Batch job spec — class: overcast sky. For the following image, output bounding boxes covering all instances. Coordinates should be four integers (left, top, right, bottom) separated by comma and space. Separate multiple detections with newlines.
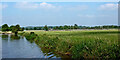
0, 2, 118, 26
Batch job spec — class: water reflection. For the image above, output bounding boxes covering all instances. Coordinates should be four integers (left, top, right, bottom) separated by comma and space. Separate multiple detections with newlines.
23, 35, 71, 59
2, 34, 71, 59
2, 34, 58, 58
10, 35, 20, 40
2, 34, 8, 40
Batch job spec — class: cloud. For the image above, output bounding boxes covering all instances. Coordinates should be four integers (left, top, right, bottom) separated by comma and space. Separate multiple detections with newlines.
98, 3, 118, 11
78, 14, 95, 18
0, 4, 8, 10
39, 2, 56, 9
77, 14, 111, 18
15, 2, 39, 9
15, 2, 57, 9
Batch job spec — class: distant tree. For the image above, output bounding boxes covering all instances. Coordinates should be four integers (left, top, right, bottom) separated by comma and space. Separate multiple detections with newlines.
56, 26, 59, 30
9, 25, 14, 31
68, 26, 71, 29
11, 26, 18, 35
64, 25, 68, 30
44, 25, 48, 31
16, 24, 20, 29
34, 27, 37, 30
39, 27, 42, 30
26, 28, 28, 30
2, 24, 9, 32
71, 25, 74, 29
74, 24, 79, 29
21, 27, 24, 31
53, 27, 56, 30
59, 26, 63, 30
11, 24, 22, 35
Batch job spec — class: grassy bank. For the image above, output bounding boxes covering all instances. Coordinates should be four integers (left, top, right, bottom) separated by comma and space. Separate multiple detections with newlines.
21, 29, 120, 58
0, 31, 2, 34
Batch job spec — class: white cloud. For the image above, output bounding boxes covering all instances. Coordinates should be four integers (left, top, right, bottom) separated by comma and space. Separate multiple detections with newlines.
78, 14, 95, 18
0, 4, 8, 10
15, 2, 39, 9
77, 14, 110, 18
39, 2, 56, 9
15, 2, 57, 9
98, 3, 118, 11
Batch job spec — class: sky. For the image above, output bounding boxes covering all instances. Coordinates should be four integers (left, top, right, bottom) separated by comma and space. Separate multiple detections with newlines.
1, 0, 119, 2
0, 2, 118, 26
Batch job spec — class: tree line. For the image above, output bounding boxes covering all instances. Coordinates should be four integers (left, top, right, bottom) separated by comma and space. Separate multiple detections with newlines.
24, 24, 119, 31
1, 24, 24, 35
1, 24, 119, 32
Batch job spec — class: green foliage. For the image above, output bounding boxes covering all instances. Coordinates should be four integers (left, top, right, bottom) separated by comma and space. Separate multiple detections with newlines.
23, 32, 38, 42
2, 24, 9, 31
21, 30, 119, 58
24, 24, 119, 30
11, 26, 18, 33
10, 35, 20, 40
64, 25, 69, 30
34, 27, 37, 30
74, 24, 79, 29
21, 27, 24, 31
44, 25, 49, 31
16, 24, 21, 31
2, 24, 24, 35
2, 24, 24, 32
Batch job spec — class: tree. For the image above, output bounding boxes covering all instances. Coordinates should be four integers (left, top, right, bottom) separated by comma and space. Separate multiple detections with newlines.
34, 27, 37, 30
11, 26, 18, 36
44, 25, 48, 31
71, 25, 74, 29
59, 26, 63, 30
64, 25, 68, 30
68, 26, 71, 29
55, 26, 59, 30
16, 24, 21, 31
2, 24, 9, 32
11, 25, 22, 35
26, 28, 28, 30
21, 27, 24, 31
9, 25, 14, 31
53, 27, 57, 30
74, 24, 79, 29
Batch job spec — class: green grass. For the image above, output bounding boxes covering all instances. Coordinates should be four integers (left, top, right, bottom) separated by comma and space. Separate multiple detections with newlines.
21, 29, 120, 58
0, 31, 1, 34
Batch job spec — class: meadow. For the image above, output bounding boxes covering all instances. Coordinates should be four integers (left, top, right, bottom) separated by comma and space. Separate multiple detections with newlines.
20, 29, 119, 58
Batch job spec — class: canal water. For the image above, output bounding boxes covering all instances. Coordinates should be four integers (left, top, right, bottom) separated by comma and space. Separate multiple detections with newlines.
1, 34, 61, 59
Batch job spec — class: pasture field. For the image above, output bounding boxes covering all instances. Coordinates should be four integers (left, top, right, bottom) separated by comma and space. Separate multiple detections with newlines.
20, 29, 119, 58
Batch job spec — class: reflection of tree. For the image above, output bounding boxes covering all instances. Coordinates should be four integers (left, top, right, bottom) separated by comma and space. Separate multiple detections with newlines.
2, 35, 8, 38
10, 35, 20, 40
2, 35, 8, 40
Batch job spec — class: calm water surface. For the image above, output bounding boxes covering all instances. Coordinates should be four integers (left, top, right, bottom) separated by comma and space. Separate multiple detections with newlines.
2, 34, 60, 59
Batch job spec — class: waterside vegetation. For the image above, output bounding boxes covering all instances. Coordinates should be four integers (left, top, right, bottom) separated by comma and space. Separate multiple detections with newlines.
20, 29, 120, 58
1, 24, 120, 58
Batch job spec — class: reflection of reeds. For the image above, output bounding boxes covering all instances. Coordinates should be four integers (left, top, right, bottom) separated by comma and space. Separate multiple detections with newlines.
10, 35, 20, 40
21, 30, 119, 58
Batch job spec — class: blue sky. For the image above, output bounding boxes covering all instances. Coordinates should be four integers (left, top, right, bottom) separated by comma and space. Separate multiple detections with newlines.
1, 0, 119, 2
1, 2, 118, 26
